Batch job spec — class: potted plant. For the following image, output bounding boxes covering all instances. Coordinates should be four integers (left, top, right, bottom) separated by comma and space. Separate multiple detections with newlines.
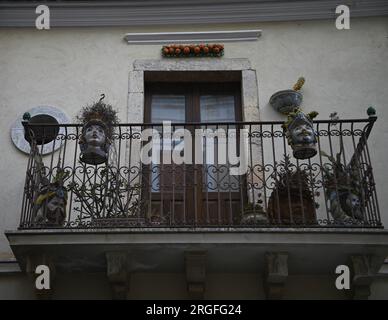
282, 108, 319, 159
77, 94, 119, 165
269, 77, 305, 114
33, 166, 69, 227
268, 155, 317, 225
240, 196, 269, 225
321, 151, 365, 224
68, 169, 146, 227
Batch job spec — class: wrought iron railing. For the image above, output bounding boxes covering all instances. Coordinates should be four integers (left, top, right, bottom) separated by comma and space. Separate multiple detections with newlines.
19, 114, 381, 229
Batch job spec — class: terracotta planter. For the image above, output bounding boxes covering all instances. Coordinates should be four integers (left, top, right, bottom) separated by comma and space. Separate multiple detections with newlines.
268, 189, 316, 225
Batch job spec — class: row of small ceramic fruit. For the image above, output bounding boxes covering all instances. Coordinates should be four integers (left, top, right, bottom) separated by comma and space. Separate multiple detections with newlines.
162, 44, 224, 56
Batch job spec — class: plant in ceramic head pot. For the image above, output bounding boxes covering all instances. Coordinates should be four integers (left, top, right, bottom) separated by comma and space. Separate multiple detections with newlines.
240, 197, 269, 225
283, 108, 319, 160
33, 168, 69, 227
321, 150, 365, 224
77, 95, 119, 165
270, 77, 305, 114
268, 154, 317, 225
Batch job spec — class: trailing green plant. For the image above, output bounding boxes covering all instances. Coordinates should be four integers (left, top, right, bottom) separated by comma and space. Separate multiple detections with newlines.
320, 148, 367, 223
274, 154, 312, 194
67, 166, 142, 222
321, 150, 361, 195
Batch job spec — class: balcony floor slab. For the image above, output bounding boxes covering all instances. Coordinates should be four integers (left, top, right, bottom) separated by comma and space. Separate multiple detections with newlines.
5, 228, 388, 275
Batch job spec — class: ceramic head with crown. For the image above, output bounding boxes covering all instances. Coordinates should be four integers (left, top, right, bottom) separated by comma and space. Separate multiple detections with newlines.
78, 94, 119, 165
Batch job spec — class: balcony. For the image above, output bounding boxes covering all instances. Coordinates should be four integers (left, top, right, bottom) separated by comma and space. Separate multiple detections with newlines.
6, 111, 388, 299
16, 114, 381, 229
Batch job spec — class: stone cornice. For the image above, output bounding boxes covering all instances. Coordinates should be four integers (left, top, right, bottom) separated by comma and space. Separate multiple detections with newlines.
0, 0, 387, 27
124, 30, 261, 44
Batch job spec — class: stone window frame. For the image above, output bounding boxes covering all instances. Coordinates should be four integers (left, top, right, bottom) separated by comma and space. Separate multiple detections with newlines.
126, 58, 260, 204
127, 58, 259, 123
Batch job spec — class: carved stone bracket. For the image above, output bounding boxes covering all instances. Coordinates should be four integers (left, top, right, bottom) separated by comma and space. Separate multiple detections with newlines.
264, 252, 288, 300
26, 254, 56, 300
350, 254, 382, 300
185, 251, 207, 299
106, 252, 130, 300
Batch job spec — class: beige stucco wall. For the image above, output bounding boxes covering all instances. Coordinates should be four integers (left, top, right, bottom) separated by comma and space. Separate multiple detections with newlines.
0, 16, 387, 298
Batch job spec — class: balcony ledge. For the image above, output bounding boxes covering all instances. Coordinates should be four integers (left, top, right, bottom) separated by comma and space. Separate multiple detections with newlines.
6, 228, 388, 275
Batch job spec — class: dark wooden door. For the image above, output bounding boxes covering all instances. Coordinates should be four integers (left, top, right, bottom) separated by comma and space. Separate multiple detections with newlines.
144, 82, 244, 226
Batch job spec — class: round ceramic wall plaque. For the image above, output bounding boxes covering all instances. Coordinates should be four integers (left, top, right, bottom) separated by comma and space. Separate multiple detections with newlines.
10, 106, 71, 155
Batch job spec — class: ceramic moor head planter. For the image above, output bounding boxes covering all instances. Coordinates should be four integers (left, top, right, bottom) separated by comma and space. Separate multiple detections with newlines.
321, 151, 365, 224
283, 108, 318, 160
80, 119, 110, 165
33, 169, 69, 226
78, 95, 118, 165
